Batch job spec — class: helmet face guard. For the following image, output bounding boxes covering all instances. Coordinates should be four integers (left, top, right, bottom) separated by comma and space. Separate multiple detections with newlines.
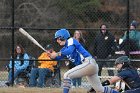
55, 29, 70, 40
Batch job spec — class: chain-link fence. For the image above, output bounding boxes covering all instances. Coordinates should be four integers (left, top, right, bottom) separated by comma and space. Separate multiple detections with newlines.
0, 0, 140, 89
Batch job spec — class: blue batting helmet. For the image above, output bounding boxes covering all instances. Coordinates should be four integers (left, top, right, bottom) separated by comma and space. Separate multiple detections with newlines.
55, 29, 70, 40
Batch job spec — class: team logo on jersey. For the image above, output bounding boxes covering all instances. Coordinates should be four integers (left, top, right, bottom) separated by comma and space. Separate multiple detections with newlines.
105, 36, 108, 40
66, 55, 75, 62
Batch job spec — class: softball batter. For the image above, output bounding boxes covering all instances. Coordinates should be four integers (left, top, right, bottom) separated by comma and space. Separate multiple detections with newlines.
49, 29, 119, 93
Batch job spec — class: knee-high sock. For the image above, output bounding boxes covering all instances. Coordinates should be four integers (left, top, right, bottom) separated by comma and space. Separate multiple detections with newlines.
63, 79, 72, 93
104, 86, 120, 93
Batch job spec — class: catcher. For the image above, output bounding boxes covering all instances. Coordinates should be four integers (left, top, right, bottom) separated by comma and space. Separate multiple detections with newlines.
88, 56, 140, 93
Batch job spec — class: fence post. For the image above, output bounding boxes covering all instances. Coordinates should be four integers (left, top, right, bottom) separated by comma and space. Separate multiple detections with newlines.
126, 0, 130, 57
11, 0, 15, 86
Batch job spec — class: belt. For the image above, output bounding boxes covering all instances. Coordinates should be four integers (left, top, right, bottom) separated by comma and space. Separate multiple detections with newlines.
82, 56, 94, 62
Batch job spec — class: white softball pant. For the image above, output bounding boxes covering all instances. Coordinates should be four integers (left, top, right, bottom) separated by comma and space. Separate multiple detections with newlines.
63, 56, 104, 93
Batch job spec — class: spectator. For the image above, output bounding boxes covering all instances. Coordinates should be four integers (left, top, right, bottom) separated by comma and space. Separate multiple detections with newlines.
88, 56, 140, 93
73, 30, 86, 47
120, 20, 140, 50
29, 44, 57, 88
5, 44, 30, 86
93, 24, 117, 76
119, 39, 139, 52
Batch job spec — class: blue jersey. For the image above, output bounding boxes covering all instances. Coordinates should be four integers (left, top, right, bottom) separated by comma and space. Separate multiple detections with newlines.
56, 38, 92, 65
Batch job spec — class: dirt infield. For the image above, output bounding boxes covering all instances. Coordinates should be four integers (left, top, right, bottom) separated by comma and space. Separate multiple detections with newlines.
0, 87, 87, 93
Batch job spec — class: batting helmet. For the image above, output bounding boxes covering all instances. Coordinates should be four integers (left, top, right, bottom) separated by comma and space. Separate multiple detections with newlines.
55, 29, 70, 40
115, 56, 130, 65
